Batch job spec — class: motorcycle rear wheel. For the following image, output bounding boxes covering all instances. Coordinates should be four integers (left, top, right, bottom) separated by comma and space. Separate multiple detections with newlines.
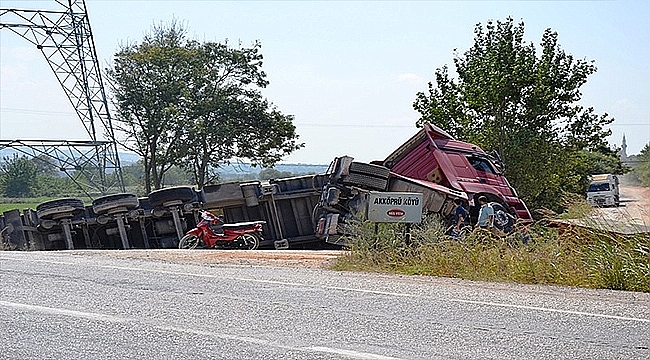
179, 234, 200, 250
238, 234, 259, 250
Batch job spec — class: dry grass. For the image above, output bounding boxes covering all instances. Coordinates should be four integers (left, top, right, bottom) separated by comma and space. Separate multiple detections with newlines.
333, 214, 650, 293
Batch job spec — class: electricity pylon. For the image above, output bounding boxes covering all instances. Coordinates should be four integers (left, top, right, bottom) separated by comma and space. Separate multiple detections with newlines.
0, 0, 124, 196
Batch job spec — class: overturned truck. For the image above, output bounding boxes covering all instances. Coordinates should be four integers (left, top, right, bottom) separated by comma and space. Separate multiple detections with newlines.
309, 123, 532, 245
2, 123, 532, 251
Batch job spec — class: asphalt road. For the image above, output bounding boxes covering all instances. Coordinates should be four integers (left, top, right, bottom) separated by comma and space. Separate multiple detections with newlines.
1, 251, 648, 359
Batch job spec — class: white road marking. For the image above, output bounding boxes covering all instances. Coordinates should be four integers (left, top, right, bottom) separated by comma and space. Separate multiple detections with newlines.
0, 300, 404, 360
447, 298, 650, 323
308, 346, 404, 360
3, 256, 649, 324
0, 300, 127, 323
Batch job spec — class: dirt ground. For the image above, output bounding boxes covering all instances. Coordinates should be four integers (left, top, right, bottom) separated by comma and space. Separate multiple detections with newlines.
559, 185, 650, 234
72, 249, 346, 269
593, 185, 650, 227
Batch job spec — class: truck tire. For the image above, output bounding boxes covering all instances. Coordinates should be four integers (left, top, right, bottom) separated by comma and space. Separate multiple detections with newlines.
148, 187, 198, 207
341, 173, 388, 191
349, 162, 390, 179
92, 193, 139, 215
36, 198, 85, 220
490, 202, 514, 233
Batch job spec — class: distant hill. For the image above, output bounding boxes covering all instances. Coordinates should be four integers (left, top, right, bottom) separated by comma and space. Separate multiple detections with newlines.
216, 162, 328, 178
119, 152, 140, 164
118, 155, 328, 175
0, 149, 328, 180
119, 155, 329, 180
0, 149, 142, 165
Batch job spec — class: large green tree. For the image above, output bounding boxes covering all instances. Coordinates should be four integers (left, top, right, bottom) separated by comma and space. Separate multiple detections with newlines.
108, 22, 301, 192
414, 17, 621, 212
179, 41, 301, 187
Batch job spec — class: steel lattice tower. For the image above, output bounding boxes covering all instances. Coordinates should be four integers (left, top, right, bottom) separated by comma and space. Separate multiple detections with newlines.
0, 0, 124, 196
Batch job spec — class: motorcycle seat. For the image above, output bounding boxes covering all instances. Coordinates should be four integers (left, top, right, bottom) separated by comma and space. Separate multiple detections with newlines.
222, 221, 266, 229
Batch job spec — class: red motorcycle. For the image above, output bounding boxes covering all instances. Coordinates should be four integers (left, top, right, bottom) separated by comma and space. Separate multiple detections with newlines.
178, 211, 265, 250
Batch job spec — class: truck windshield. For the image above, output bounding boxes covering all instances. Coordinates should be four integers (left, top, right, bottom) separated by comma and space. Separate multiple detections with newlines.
468, 157, 496, 174
588, 183, 610, 192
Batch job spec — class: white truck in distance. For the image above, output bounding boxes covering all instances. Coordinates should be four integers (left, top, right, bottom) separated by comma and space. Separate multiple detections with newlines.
586, 174, 620, 207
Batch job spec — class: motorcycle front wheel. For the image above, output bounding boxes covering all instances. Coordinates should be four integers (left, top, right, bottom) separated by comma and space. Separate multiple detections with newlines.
179, 234, 200, 250
238, 234, 259, 250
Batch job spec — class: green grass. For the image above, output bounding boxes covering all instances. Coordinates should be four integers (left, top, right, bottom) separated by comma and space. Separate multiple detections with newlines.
557, 193, 594, 219
333, 215, 650, 293
0, 196, 93, 213
0, 197, 51, 213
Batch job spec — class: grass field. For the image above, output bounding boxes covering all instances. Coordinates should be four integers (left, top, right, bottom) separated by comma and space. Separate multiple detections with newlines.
0, 197, 93, 213
0, 198, 50, 213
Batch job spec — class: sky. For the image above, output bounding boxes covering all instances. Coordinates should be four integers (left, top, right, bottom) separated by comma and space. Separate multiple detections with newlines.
1, 0, 649, 165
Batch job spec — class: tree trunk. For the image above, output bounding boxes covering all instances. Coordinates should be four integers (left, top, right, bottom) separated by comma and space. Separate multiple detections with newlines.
143, 156, 152, 194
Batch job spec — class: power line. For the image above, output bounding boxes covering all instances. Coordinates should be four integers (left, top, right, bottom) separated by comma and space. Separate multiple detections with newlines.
295, 123, 415, 128
0, 106, 647, 129
0, 107, 75, 116
609, 124, 650, 127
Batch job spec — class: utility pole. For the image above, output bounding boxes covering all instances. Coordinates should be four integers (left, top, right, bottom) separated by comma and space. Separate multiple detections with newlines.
0, 0, 124, 197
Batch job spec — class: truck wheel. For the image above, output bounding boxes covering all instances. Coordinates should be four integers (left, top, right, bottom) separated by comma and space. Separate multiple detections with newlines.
148, 187, 198, 207
341, 173, 388, 191
36, 198, 85, 220
349, 162, 390, 179
92, 193, 139, 215
490, 202, 514, 233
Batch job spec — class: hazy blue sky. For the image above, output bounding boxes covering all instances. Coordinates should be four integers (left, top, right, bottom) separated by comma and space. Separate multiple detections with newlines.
1, 0, 648, 164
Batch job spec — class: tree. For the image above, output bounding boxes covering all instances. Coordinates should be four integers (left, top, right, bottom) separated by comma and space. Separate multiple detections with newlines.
175, 38, 301, 187
30, 154, 59, 176
413, 17, 620, 212
108, 21, 301, 192
258, 168, 292, 180
634, 143, 650, 187
107, 22, 193, 193
0, 154, 39, 197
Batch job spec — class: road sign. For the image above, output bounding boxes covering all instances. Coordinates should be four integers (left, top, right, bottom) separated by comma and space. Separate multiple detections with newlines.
367, 192, 423, 223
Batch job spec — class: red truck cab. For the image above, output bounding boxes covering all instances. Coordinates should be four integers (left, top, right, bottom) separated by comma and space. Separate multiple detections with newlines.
382, 123, 532, 223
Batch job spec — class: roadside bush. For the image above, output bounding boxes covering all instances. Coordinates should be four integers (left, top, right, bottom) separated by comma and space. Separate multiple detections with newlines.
334, 215, 650, 293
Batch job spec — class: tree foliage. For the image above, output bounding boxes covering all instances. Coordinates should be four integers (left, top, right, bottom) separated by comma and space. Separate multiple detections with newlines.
633, 143, 650, 187
31, 154, 59, 176
108, 22, 301, 192
258, 168, 293, 180
0, 155, 39, 197
413, 17, 621, 212
0, 155, 104, 198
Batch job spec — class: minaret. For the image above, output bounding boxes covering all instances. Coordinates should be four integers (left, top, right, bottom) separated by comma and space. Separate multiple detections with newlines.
619, 134, 628, 160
